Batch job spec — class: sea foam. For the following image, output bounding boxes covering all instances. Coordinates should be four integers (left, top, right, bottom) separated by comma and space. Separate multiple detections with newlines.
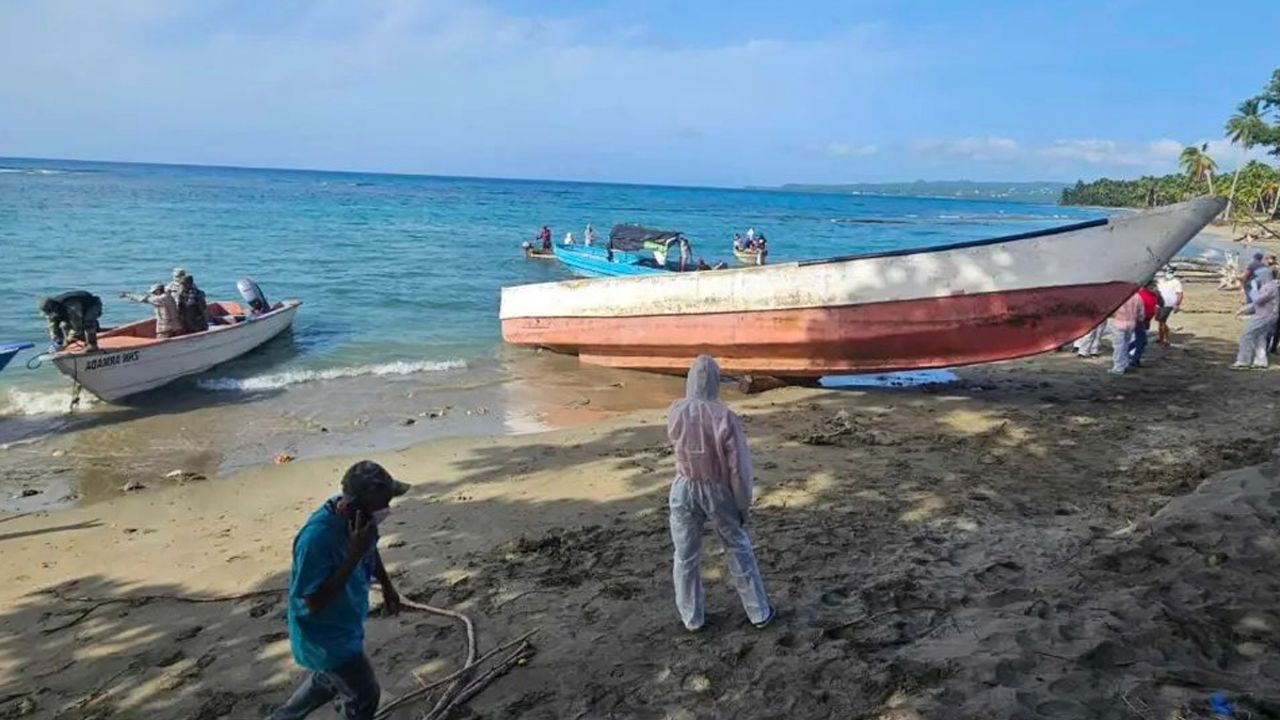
197, 359, 467, 392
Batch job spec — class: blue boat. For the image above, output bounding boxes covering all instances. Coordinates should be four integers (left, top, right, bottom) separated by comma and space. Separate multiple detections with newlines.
0, 342, 34, 372
552, 224, 699, 278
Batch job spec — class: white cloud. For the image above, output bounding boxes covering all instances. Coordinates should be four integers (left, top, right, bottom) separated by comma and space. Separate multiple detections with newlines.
911, 136, 1019, 161
1201, 138, 1270, 170
1039, 138, 1183, 169
824, 142, 879, 158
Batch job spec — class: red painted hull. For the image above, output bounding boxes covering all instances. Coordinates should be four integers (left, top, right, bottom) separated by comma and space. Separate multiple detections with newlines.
501, 281, 1135, 375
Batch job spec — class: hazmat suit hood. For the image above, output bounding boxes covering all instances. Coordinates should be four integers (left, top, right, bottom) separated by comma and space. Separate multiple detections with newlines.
684, 355, 721, 402
668, 355, 754, 512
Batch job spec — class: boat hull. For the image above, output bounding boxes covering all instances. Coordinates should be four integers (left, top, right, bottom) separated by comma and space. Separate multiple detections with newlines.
552, 244, 669, 278
505, 281, 1132, 374
52, 301, 300, 402
0, 342, 33, 372
733, 249, 765, 265
501, 198, 1225, 376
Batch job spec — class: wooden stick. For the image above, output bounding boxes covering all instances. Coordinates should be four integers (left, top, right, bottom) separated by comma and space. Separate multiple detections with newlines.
450, 643, 535, 706
372, 629, 538, 720
399, 599, 478, 720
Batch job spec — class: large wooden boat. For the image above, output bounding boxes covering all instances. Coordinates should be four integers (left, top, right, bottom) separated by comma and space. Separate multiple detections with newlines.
500, 198, 1225, 376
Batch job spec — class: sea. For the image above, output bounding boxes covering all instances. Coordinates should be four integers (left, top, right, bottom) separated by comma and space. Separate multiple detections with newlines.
0, 157, 1115, 509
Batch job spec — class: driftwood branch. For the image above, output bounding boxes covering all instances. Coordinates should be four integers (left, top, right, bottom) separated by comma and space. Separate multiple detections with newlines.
373, 629, 538, 719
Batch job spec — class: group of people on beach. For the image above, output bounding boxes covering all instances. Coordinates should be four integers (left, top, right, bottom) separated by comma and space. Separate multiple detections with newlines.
269, 355, 767, 719
1074, 269, 1184, 374
1074, 255, 1280, 373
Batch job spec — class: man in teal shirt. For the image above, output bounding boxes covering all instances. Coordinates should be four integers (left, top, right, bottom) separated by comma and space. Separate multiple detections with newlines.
268, 461, 408, 720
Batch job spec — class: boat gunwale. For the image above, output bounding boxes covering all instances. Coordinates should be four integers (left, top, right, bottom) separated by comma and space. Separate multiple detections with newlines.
795, 217, 1110, 268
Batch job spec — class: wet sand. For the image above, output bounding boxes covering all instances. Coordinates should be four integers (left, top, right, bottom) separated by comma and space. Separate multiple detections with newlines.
3, 278, 1280, 719
0, 351, 687, 512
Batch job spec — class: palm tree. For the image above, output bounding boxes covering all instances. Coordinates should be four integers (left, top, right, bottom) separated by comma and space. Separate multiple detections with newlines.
1224, 98, 1268, 217
1179, 143, 1217, 195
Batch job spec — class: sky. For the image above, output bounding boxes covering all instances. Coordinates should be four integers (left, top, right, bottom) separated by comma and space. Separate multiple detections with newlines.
1, 0, 1278, 187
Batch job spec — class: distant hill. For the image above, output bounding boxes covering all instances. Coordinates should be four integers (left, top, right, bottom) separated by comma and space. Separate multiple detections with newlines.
761, 180, 1069, 203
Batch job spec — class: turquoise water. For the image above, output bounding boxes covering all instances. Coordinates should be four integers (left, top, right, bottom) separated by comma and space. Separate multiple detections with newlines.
0, 156, 1105, 406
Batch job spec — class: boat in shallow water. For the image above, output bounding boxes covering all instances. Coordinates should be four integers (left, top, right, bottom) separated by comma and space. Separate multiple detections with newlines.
500, 198, 1225, 377
51, 300, 300, 402
0, 342, 33, 372
554, 224, 700, 278
732, 247, 766, 265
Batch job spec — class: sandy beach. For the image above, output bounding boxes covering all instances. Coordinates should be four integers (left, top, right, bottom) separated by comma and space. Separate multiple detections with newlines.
3, 276, 1280, 719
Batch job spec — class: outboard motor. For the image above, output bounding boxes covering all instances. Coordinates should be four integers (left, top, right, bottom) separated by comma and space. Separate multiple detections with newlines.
237, 278, 271, 315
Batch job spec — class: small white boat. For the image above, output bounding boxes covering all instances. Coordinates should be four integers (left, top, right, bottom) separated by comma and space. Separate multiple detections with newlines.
52, 300, 301, 402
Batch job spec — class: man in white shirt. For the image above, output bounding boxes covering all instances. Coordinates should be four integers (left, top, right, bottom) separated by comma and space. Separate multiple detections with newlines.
1156, 268, 1184, 346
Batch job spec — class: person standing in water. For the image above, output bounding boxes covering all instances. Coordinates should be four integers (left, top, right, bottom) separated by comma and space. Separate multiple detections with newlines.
584, 224, 596, 246
667, 355, 774, 632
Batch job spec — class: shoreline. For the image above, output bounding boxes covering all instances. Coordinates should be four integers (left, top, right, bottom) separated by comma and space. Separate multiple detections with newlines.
4, 278, 1280, 717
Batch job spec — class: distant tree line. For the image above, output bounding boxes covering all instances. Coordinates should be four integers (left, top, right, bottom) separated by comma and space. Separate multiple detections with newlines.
1061, 68, 1280, 219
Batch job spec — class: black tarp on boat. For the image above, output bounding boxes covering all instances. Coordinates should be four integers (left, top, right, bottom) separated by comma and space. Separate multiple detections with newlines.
608, 224, 684, 252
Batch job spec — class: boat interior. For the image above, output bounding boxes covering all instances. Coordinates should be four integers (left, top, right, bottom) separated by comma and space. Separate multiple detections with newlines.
65, 301, 276, 352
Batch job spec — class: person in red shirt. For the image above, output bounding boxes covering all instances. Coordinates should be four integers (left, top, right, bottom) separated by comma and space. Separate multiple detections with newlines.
1130, 279, 1164, 368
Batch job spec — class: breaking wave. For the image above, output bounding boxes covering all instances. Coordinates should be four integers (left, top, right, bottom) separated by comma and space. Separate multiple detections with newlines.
1, 388, 93, 416
197, 359, 467, 392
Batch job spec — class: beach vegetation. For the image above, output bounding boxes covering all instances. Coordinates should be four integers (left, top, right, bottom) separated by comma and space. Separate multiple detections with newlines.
1062, 67, 1280, 217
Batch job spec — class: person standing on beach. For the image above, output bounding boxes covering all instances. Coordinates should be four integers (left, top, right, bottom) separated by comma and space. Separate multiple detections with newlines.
268, 461, 408, 720
1240, 252, 1266, 302
1073, 323, 1106, 358
1232, 267, 1278, 370
1108, 292, 1144, 375
1129, 280, 1163, 368
1156, 269, 1184, 346
667, 355, 774, 632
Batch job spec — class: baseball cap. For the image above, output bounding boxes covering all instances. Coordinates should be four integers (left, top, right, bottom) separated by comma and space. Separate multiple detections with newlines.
342, 460, 410, 498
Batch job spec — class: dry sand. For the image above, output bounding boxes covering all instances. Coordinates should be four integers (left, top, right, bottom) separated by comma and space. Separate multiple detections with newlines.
2, 278, 1280, 720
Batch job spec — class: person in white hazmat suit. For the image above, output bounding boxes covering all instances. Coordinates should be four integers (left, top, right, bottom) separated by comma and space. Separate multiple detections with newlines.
1072, 323, 1106, 357
1232, 266, 1278, 369
666, 355, 774, 632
